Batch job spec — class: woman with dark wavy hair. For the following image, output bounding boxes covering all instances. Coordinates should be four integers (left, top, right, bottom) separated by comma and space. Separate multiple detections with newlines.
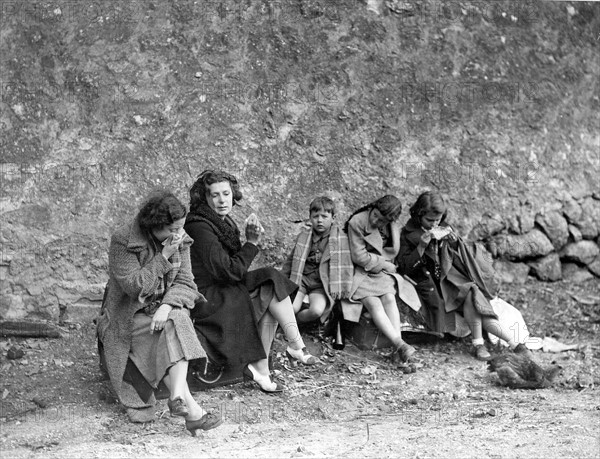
185, 170, 317, 393
97, 190, 222, 433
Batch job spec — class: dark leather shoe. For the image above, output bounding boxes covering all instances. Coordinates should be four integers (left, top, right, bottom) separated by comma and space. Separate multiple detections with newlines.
167, 397, 189, 417
185, 412, 223, 436
473, 344, 491, 361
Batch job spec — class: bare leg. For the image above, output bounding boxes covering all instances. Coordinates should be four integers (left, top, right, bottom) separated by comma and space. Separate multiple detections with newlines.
297, 292, 327, 323
251, 310, 277, 377
362, 296, 403, 345
292, 291, 307, 314
381, 293, 401, 336
163, 360, 205, 419
463, 301, 483, 341
268, 296, 305, 351
482, 317, 517, 347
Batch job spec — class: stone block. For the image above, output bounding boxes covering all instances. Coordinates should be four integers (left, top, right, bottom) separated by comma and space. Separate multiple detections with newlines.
518, 212, 535, 234
468, 213, 505, 240
535, 210, 569, 250
562, 198, 582, 223
561, 263, 594, 283
568, 224, 582, 242
560, 241, 600, 265
587, 254, 600, 277
528, 253, 562, 282
574, 197, 600, 239
488, 229, 554, 261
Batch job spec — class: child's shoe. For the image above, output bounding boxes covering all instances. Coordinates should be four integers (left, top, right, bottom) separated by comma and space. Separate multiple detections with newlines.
390, 341, 416, 363
473, 344, 491, 361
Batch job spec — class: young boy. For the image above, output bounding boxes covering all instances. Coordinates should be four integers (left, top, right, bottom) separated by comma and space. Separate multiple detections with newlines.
282, 197, 354, 324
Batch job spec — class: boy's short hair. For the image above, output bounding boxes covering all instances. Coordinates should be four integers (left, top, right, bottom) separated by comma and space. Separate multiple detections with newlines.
309, 196, 336, 216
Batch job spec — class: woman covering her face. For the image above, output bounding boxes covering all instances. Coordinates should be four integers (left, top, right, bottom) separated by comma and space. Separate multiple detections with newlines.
97, 190, 221, 434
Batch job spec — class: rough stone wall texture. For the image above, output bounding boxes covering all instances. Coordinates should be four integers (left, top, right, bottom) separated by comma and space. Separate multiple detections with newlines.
1, 1, 599, 321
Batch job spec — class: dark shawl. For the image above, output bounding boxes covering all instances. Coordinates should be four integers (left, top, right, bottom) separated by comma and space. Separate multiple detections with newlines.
397, 218, 498, 334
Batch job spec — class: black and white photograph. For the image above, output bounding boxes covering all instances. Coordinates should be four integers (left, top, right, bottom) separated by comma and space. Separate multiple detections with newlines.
1, 1, 599, 457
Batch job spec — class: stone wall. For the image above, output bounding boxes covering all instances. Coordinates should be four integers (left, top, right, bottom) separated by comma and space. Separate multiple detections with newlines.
1, 1, 598, 322
478, 193, 600, 284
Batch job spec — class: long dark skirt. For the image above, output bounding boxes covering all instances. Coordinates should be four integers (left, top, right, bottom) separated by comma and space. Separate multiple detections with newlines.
192, 267, 298, 368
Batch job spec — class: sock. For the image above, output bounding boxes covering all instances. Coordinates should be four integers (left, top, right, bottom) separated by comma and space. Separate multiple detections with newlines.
472, 338, 484, 346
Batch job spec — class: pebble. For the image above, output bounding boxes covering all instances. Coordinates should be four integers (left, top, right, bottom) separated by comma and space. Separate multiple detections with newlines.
32, 396, 48, 408
7, 346, 25, 360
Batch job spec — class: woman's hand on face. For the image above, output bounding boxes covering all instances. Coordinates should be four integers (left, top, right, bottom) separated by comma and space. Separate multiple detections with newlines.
150, 304, 172, 333
161, 235, 181, 260
245, 213, 263, 245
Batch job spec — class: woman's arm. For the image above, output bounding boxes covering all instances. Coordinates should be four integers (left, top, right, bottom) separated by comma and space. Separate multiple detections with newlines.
108, 233, 172, 299
161, 244, 201, 309
186, 221, 259, 283
347, 218, 390, 273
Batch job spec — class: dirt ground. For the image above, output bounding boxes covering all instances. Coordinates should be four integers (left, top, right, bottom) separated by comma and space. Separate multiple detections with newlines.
1, 277, 599, 458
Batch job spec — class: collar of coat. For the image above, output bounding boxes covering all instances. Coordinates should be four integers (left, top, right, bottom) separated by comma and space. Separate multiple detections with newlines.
404, 217, 426, 247
351, 209, 401, 257
123, 217, 194, 253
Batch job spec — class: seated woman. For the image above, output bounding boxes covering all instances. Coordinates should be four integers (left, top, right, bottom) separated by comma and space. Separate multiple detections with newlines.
344, 195, 416, 362
396, 191, 532, 360
185, 170, 317, 394
97, 191, 222, 434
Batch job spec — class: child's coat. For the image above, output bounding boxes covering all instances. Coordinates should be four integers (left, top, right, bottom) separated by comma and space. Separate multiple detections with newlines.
344, 210, 422, 320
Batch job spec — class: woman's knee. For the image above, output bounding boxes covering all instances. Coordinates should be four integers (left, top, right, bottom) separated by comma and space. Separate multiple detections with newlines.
381, 293, 397, 307
362, 297, 384, 312
311, 303, 326, 317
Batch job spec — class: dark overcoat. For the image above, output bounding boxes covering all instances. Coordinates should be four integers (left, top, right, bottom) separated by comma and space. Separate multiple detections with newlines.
397, 218, 498, 335
185, 217, 297, 368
